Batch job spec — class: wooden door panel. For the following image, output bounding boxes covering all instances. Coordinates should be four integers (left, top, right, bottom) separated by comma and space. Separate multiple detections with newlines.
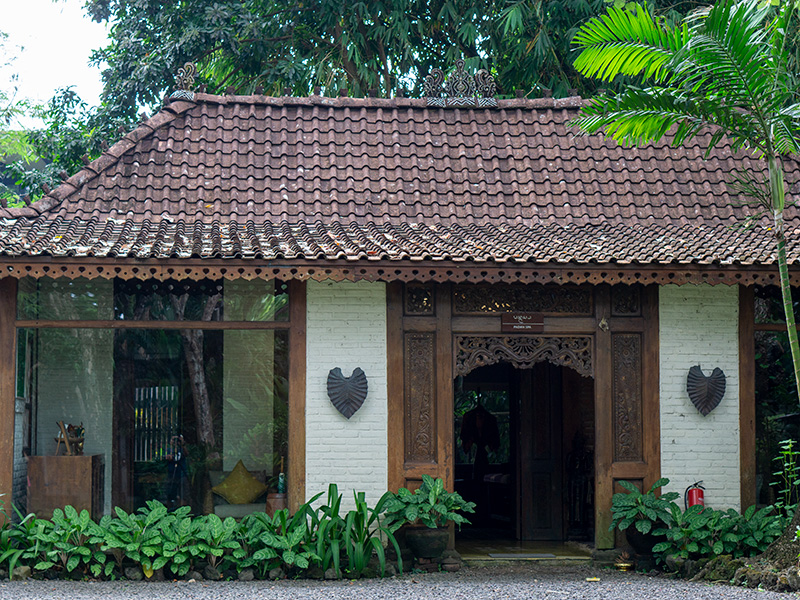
520, 363, 563, 540
388, 283, 453, 492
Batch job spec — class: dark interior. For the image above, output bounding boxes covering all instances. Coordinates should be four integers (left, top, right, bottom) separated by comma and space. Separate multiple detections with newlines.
454, 361, 595, 541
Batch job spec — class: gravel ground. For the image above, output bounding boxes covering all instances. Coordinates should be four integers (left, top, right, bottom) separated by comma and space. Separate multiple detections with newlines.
0, 564, 795, 600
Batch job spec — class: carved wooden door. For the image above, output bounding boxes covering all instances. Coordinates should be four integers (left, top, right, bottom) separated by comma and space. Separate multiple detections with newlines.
517, 363, 563, 540
387, 283, 454, 492
594, 285, 661, 548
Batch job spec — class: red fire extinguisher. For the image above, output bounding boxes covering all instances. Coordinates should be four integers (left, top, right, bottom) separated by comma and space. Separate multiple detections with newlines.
685, 481, 705, 509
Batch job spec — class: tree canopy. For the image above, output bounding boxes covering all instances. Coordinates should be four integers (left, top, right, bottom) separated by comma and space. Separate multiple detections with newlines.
2, 0, 712, 200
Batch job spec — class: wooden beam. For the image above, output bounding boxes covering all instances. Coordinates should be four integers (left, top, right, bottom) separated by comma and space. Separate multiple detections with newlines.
435, 284, 453, 491
642, 285, 661, 492
0, 278, 16, 523
15, 320, 291, 330
386, 282, 404, 492
288, 280, 306, 512
593, 285, 614, 549
739, 286, 756, 511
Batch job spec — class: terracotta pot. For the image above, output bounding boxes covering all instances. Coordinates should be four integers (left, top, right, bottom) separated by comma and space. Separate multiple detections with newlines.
405, 526, 449, 559
625, 527, 666, 556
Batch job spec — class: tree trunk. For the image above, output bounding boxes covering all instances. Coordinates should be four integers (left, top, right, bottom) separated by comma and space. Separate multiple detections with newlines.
179, 328, 216, 449
769, 155, 800, 399
760, 157, 800, 568
170, 293, 222, 451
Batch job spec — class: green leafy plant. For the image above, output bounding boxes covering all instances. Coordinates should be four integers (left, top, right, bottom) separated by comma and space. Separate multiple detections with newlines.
101, 501, 171, 578
610, 478, 679, 534
653, 504, 784, 564
157, 506, 202, 578
194, 513, 241, 572
258, 507, 319, 574
0, 497, 36, 575
383, 474, 476, 530
771, 438, 800, 520
342, 491, 403, 578
308, 484, 345, 577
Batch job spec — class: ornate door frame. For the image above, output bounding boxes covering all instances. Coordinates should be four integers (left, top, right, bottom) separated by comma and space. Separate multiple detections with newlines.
387, 282, 661, 549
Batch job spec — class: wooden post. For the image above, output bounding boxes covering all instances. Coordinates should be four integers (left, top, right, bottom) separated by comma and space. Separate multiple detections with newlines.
288, 279, 306, 512
593, 285, 614, 549
0, 277, 17, 524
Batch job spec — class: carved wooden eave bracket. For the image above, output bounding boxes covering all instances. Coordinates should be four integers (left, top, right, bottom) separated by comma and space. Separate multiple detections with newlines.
454, 335, 593, 378
423, 59, 497, 107
0, 258, 793, 287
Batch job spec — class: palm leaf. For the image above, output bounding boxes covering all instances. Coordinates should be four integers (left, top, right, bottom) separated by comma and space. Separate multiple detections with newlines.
572, 3, 689, 82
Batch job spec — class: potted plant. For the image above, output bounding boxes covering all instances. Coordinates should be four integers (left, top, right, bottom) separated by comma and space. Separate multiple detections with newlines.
610, 478, 679, 555
383, 474, 476, 559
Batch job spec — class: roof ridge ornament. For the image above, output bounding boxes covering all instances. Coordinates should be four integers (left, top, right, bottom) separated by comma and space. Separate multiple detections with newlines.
170, 62, 197, 101
423, 59, 497, 108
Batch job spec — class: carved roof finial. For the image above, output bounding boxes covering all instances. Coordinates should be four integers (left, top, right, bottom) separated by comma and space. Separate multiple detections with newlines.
170, 62, 197, 101
423, 59, 497, 108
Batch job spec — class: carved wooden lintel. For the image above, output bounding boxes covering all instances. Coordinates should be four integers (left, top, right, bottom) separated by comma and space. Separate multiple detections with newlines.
454, 335, 593, 378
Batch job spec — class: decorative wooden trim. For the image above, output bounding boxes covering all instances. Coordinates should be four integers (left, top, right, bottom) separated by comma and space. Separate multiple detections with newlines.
403, 333, 437, 463
612, 334, 643, 462
452, 284, 593, 315
15, 320, 291, 330
0, 258, 796, 287
0, 278, 16, 523
611, 284, 642, 317
288, 280, 306, 512
739, 285, 756, 511
454, 335, 593, 378
386, 283, 405, 492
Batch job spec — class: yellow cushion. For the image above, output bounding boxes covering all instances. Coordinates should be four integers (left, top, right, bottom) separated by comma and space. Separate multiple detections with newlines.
211, 460, 268, 505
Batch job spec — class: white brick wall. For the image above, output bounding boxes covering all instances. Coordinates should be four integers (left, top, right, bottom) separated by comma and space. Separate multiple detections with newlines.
659, 284, 740, 510
305, 280, 388, 507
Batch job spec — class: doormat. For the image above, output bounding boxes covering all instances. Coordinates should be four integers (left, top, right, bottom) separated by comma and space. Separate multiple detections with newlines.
488, 553, 557, 559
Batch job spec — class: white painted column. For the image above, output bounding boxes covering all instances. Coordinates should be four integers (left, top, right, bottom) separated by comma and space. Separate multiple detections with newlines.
305, 280, 388, 507
659, 284, 740, 510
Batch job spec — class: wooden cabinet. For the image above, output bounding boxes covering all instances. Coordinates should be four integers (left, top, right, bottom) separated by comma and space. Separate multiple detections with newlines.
27, 455, 104, 519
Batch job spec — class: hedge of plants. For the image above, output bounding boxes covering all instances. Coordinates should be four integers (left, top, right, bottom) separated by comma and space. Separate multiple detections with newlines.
0, 483, 403, 581
611, 478, 786, 568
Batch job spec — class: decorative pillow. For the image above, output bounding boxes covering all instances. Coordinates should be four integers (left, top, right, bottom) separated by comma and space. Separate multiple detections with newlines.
211, 460, 268, 505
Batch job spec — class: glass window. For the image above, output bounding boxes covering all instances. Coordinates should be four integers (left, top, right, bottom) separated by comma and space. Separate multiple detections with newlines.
755, 331, 800, 507
18, 277, 290, 322
17, 277, 113, 320
754, 285, 800, 324
15, 305, 291, 514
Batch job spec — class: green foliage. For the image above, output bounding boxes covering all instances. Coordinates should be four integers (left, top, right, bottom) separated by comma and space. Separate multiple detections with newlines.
100, 501, 172, 577
0, 487, 405, 581
771, 438, 800, 519
609, 478, 680, 534
652, 504, 785, 564
0, 496, 36, 575
383, 474, 476, 530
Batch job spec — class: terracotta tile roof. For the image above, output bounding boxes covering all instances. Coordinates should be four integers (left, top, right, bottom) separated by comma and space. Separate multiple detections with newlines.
1, 93, 797, 266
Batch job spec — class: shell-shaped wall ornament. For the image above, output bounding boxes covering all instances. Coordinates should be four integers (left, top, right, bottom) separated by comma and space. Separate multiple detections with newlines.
327, 367, 368, 419
686, 365, 726, 416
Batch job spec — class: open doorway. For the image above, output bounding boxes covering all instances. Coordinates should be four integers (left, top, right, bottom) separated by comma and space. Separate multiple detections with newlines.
454, 360, 595, 542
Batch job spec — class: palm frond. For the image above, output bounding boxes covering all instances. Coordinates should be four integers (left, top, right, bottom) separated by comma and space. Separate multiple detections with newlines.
572, 3, 689, 83
573, 87, 762, 151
